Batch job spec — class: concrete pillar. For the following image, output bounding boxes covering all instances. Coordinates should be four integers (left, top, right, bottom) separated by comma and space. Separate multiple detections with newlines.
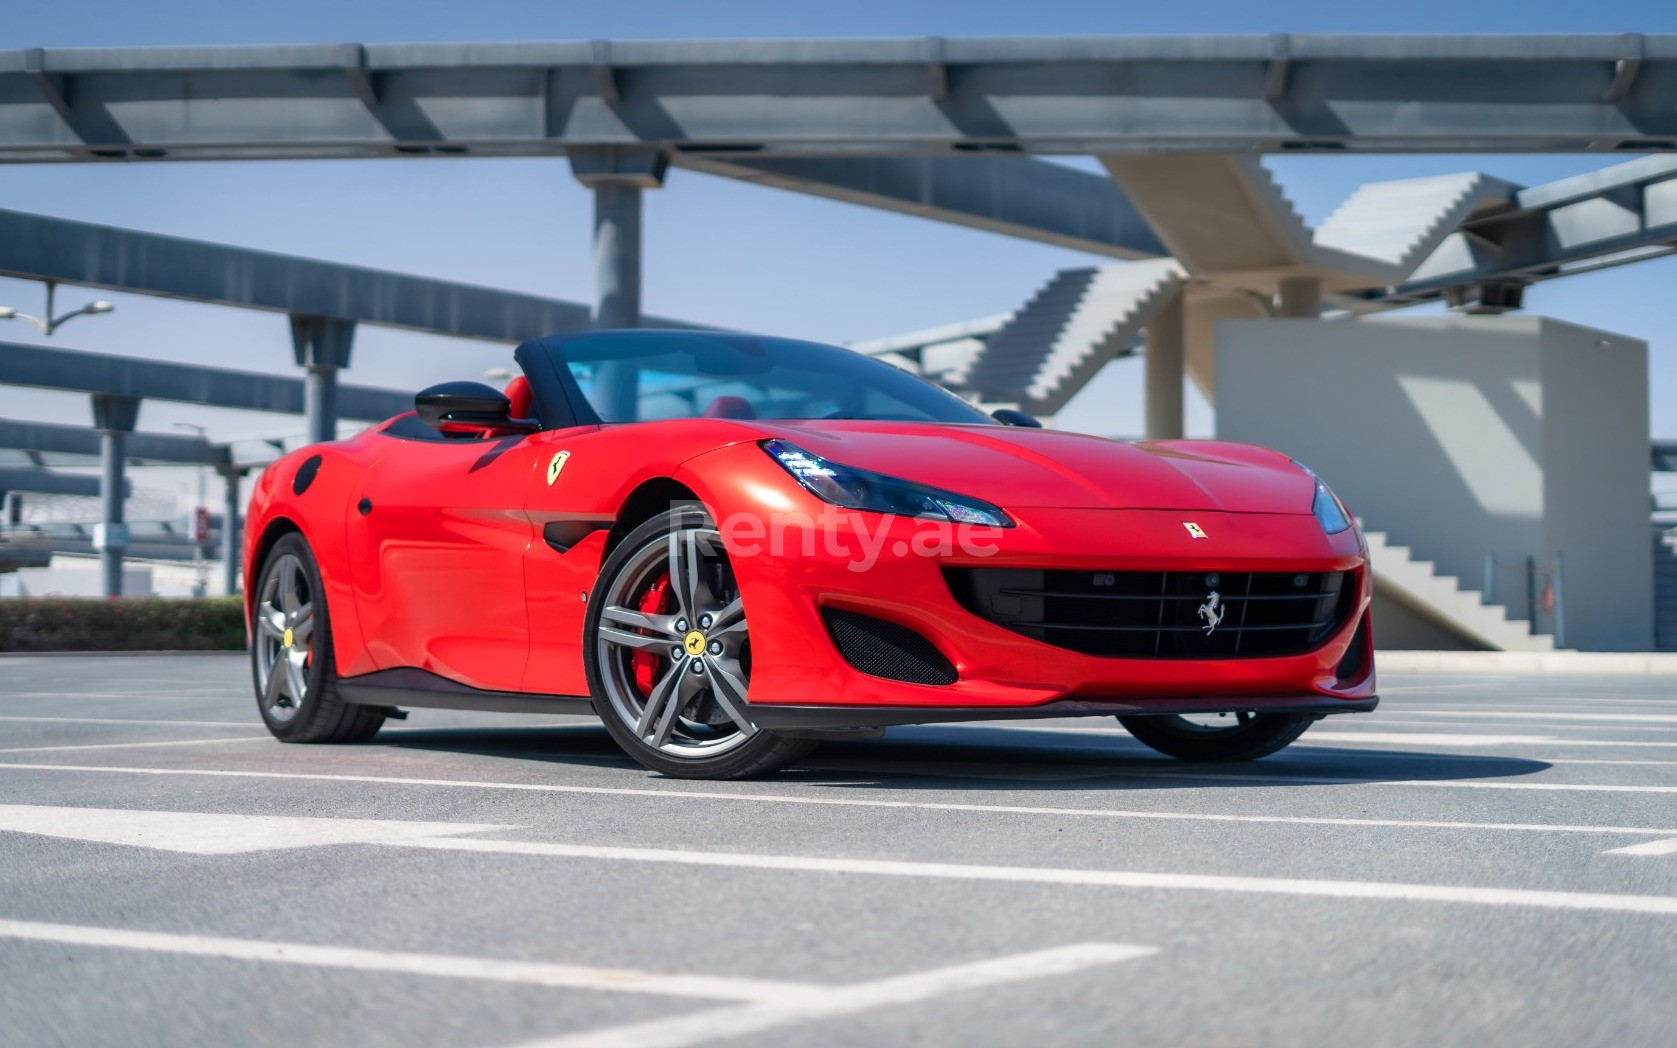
592, 183, 643, 329
1144, 293, 1186, 440
217, 466, 246, 597
569, 147, 668, 330
91, 393, 140, 598
289, 316, 356, 445
1276, 276, 1322, 318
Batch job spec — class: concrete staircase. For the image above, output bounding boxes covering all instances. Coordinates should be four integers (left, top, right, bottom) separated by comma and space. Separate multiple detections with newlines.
1314, 172, 1517, 275
962, 258, 1185, 414
1655, 526, 1677, 652
1363, 529, 1556, 652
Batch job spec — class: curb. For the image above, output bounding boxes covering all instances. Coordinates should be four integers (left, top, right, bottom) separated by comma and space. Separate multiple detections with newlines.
1377, 650, 1677, 677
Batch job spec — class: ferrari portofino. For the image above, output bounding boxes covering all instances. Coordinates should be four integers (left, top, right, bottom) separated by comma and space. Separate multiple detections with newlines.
244, 329, 1375, 778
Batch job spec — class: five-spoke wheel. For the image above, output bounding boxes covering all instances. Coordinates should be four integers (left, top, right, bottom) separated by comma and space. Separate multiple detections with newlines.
584, 508, 812, 778
254, 550, 315, 724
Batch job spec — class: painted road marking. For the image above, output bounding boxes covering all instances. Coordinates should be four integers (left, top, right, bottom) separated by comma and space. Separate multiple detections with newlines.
938, 724, 1677, 748
6, 804, 1677, 917
509, 943, 1156, 1048
1382, 711, 1677, 724
0, 917, 822, 1002
1603, 838, 1677, 857
408, 838, 1677, 917
0, 716, 255, 728
0, 737, 268, 754
2, 765, 1675, 842
0, 804, 509, 854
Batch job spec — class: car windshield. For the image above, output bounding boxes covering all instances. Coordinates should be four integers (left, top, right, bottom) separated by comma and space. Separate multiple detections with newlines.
547, 331, 994, 425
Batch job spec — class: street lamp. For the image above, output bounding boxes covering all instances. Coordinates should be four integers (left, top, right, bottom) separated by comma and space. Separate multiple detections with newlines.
173, 422, 211, 598
0, 282, 115, 336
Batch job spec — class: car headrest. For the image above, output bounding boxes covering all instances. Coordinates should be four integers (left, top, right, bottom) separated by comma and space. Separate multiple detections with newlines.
503, 376, 534, 420
703, 395, 757, 420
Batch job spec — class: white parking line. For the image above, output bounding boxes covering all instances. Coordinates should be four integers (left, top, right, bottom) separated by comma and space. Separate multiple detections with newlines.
5, 803, 1677, 920
1, 763, 1673, 842
943, 725, 1677, 748
0, 738, 268, 754
0, 716, 255, 728
511, 944, 1156, 1048
1392, 711, 1677, 724
0, 917, 818, 1002
1604, 838, 1677, 857
0, 914, 1153, 1048
407, 836, 1677, 917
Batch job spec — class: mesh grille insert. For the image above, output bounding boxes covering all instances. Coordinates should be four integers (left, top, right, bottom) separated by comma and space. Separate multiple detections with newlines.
822, 609, 958, 685
945, 568, 1358, 659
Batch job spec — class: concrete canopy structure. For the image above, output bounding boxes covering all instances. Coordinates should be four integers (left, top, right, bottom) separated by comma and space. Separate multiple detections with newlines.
3, 37, 1676, 160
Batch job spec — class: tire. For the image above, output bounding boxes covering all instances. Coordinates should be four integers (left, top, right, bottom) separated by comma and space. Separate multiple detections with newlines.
584, 506, 814, 779
1116, 711, 1314, 762
249, 532, 385, 744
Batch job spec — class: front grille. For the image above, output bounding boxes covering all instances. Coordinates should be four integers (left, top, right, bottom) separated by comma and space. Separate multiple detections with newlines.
823, 608, 958, 685
945, 568, 1357, 659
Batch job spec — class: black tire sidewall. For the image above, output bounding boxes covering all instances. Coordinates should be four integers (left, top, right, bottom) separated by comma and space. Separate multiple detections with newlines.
1117, 712, 1313, 762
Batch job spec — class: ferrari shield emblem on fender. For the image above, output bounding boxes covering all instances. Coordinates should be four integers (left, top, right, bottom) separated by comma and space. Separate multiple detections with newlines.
1182, 521, 1208, 539
546, 450, 571, 486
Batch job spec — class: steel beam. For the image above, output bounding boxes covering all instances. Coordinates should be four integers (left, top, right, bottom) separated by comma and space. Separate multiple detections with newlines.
0, 467, 127, 498
679, 154, 1166, 260
0, 416, 228, 466
0, 208, 698, 338
4, 37, 1676, 159
0, 341, 410, 421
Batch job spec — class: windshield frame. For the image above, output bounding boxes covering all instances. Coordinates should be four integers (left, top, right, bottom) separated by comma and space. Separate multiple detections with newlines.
513, 329, 995, 429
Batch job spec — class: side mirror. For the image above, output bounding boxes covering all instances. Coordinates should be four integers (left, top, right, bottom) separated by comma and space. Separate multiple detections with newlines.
991, 408, 1043, 428
415, 381, 537, 434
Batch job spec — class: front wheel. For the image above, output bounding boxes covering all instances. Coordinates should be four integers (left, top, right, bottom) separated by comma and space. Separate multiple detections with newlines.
583, 507, 813, 779
1117, 712, 1313, 762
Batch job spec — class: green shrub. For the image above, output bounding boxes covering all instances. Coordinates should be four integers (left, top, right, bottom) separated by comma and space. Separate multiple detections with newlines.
0, 597, 247, 652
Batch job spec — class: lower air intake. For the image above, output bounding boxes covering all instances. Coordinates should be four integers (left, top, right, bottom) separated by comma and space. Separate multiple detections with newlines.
822, 609, 958, 685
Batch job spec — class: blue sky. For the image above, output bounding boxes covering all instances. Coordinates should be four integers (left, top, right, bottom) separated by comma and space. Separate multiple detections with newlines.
2, 0, 1674, 514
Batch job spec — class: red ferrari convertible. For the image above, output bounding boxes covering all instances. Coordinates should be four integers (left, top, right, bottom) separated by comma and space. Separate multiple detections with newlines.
244, 329, 1375, 778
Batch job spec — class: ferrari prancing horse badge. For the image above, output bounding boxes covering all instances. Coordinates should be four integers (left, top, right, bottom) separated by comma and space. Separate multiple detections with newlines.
546, 450, 571, 485
1182, 521, 1208, 539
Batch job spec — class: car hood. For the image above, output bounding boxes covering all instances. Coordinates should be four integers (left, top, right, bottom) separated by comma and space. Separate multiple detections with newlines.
738, 421, 1315, 514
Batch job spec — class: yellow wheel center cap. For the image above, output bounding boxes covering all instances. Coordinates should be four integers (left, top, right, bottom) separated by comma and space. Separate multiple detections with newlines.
282, 627, 295, 648
683, 631, 707, 657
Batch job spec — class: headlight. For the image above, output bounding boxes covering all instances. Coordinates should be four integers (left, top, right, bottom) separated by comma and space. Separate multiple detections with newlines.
1292, 461, 1353, 534
762, 440, 1014, 527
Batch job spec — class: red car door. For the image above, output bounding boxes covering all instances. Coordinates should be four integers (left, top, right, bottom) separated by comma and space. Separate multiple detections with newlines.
345, 433, 541, 691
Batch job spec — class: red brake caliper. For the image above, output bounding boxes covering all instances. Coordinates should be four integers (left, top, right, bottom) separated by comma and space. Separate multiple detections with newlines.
631, 575, 672, 696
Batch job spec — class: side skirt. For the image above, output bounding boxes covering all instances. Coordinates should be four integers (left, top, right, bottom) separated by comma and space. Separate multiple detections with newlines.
338, 667, 594, 717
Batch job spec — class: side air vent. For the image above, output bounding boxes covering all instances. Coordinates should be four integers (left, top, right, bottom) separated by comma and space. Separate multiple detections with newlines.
822, 608, 957, 686
292, 454, 323, 495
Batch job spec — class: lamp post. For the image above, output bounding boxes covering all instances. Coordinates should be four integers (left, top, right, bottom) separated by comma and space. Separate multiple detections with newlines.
173, 422, 210, 598
0, 282, 115, 336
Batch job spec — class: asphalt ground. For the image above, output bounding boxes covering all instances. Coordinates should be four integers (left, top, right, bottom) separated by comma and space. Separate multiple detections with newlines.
1, 655, 1674, 1048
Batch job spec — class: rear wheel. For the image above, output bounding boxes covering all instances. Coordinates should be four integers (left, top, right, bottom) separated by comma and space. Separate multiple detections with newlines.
584, 507, 813, 779
1116, 711, 1313, 762
250, 533, 385, 743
